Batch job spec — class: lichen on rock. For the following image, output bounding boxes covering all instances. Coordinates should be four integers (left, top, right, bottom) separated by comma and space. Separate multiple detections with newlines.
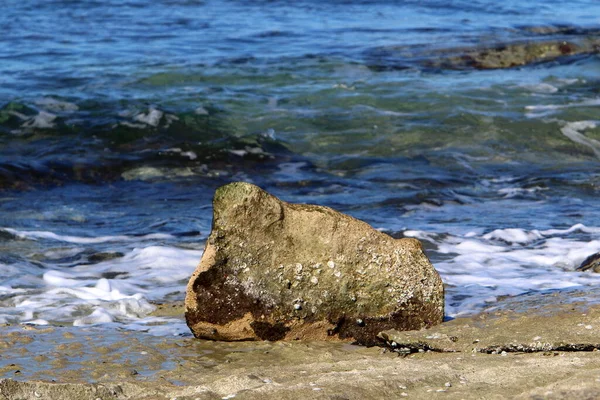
185, 182, 444, 345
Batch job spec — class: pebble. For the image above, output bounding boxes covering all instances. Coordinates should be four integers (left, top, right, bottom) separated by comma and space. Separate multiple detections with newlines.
445, 382, 452, 387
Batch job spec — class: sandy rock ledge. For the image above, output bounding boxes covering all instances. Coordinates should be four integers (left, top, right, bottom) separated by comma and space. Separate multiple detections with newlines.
4, 291, 600, 399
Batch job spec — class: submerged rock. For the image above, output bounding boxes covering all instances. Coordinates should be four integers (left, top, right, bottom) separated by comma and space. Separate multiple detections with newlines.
367, 36, 600, 71
185, 182, 444, 345
439, 39, 600, 70
577, 252, 600, 273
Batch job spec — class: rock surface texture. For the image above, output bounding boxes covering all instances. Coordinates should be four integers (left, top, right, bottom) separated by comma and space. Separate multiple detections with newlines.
185, 182, 444, 345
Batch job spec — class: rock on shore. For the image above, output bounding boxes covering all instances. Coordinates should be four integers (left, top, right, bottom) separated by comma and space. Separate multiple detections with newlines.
578, 252, 600, 272
185, 182, 444, 345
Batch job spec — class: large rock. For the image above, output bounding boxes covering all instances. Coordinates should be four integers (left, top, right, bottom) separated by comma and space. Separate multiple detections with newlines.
578, 252, 600, 272
185, 182, 444, 345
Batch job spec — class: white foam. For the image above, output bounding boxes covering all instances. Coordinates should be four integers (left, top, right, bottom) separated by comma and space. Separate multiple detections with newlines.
134, 107, 163, 127
524, 83, 558, 94
421, 224, 600, 316
403, 230, 437, 241
262, 128, 276, 139
195, 106, 209, 115
525, 98, 600, 118
482, 228, 543, 244
560, 121, 600, 158
497, 186, 547, 198
1, 228, 173, 244
161, 147, 197, 160
21, 319, 49, 326
181, 151, 197, 160
73, 308, 114, 326
229, 149, 247, 157
41, 247, 85, 260
556, 78, 581, 86
121, 166, 198, 181
352, 104, 413, 117
124, 319, 191, 336
119, 121, 147, 129
541, 223, 600, 236
22, 111, 57, 129
525, 98, 600, 112
34, 97, 78, 112
43, 270, 97, 287
1, 244, 202, 329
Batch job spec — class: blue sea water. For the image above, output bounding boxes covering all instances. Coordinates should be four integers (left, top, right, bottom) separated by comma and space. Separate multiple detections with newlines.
1, 0, 600, 334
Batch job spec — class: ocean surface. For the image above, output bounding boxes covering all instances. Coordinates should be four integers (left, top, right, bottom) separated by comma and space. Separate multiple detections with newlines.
1, 0, 600, 336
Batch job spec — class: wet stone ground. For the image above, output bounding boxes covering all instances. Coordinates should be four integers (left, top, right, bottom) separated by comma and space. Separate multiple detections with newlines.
3, 290, 600, 399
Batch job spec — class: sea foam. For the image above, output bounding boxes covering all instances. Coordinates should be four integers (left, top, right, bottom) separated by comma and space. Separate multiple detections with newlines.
414, 224, 600, 316
1, 228, 174, 244
0, 243, 202, 331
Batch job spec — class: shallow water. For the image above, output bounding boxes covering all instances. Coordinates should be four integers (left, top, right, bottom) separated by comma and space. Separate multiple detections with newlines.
1, 0, 600, 333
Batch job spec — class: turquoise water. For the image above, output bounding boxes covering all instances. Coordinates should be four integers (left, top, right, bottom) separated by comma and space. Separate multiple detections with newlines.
1, 0, 600, 333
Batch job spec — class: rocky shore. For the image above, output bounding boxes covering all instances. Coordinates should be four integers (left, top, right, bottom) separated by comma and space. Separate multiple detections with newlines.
3, 289, 600, 399
4, 183, 600, 399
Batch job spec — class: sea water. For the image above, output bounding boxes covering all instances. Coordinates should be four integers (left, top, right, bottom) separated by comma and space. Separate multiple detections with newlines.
1, 0, 600, 335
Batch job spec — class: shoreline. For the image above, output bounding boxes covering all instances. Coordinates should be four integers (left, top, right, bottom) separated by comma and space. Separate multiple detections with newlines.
2, 290, 600, 399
